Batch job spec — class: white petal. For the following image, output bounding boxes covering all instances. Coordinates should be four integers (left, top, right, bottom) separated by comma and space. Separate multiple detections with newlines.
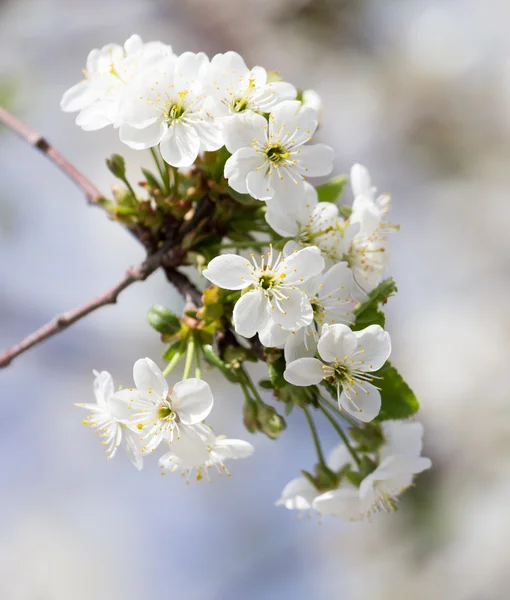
203, 254, 253, 290
246, 168, 273, 201
284, 357, 325, 386
296, 144, 334, 177
133, 357, 168, 398
354, 325, 391, 372
270, 169, 306, 206
171, 379, 214, 424
93, 370, 114, 406
275, 477, 318, 510
267, 81, 297, 104
119, 120, 166, 150
380, 421, 424, 459
264, 203, 299, 237
122, 430, 144, 471
175, 51, 209, 82
327, 444, 353, 471
160, 123, 200, 167
223, 111, 268, 154
60, 81, 96, 113
339, 381, 381, 423
272, 288, 313, 330
224, 147, 265, 195
270, 101, 317, 141
281, 246, 325, 284
213, 438, 254, 460
284, 328, 315, 363
317, 323, 357, 363
321, 262, 357, 297
350, 163, 373, 199
313, 487, 363, 520
169, 425, 210, 468
258, 319, 290, 348
124, 34, 143, 55
75, 101, 117, 131
233, 290, 270, 338
194, 119, 224, 152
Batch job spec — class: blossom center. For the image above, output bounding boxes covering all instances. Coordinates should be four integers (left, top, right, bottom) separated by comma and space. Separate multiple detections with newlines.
258, 272, 277, 290
166, 91, 188, 122
265, 144, 290, 164
158, 403, 176, 421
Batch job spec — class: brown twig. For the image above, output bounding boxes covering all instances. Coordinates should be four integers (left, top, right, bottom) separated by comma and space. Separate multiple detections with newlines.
0, 106, 102, 205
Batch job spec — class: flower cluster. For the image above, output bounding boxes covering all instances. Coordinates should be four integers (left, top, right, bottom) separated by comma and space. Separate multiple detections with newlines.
77, 358, 254, 481
62, 34, 429, 522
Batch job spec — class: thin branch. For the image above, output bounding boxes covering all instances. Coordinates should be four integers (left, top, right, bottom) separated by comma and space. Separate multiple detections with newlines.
0, 106, 102, 205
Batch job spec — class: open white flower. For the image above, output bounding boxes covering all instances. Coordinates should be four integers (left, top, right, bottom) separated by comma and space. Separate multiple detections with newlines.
75, 370, 143, 470
203, 246, 325, 338
313, 421, 431, 519
342, 164, 393, 292
61, 34, 173, 131
110, 358, 214, 454
265, 182, 343, 261
284, 323, 391, 422
201, 51, 296, 122
259, 262, 361, 362
159, 423, 254, 482
223, 101, 334, 204
119, 52, 223, 166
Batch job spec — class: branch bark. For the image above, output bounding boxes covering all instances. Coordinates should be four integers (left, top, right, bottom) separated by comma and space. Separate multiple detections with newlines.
0, 106, 103, 205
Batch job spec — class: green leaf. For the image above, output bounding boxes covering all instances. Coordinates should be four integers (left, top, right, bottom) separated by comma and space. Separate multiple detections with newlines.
268, 355, 287, 389
339, 205, 352, 219
352, 277, 397, 331
147, 305, 181, 335
316, 175, 348, 204
375, 362, 420, 420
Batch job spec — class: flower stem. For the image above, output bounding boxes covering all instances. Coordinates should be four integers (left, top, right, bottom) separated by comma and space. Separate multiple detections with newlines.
162, 349, 184, 377
150, 147, 170, 195
319, 403, 361, 467
182, 336, 195, 380
194, 343, 202, 379
239, 367, 264, 405
303, 406, 326, 467
320, 393, 360, 428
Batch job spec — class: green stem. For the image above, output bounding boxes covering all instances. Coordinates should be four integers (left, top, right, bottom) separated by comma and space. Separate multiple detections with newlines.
303, 406, 326, 467
150, 147, 170, 195
319, 403, 361, 467
239, 367, 264, 406
162, 349, 184, 377
194, 343, 202, 379
182, 336, 195, 380
320, 394, 360, 428
121, 176, 137, 203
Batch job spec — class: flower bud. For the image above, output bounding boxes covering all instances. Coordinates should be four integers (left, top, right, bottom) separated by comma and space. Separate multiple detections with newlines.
257, 404, 286, 440
106, 154, 127, 179
243, 398, 259, 434
147, 305, 181, 336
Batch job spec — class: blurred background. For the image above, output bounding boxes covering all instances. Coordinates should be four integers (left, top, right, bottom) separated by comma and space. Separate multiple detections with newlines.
1, 0, 509, 598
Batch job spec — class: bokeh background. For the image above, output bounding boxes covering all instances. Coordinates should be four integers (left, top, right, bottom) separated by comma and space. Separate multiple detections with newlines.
1, 0, 509, 598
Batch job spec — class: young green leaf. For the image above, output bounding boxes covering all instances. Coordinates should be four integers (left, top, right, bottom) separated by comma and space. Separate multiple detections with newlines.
375, 362, 420, 420
316, 175, 348, 203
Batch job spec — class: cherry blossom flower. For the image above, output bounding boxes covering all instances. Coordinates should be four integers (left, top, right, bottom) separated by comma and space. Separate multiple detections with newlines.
159, 423, 254, 482
265, 182, 343, 261
201, 51, 296, 123
75, 370, 143, 470
223, 101, 334, 204
203, 245, 325, 338
110, 358, 214, 454
119, 52, 223, 166
61, 34, 173, 131
284, 323, 391, 422
259, 262, 361, 362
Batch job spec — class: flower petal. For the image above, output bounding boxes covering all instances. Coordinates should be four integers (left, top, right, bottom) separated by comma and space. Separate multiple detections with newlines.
233, 290, 270, 338
284, 357, 325, 386
76, 100, 117, 131
224, 147, 265, 194
93, 370, 114, 406
203, 254, 253, 290
295, 144, 334, 177
258, 318, 290, 348
133, 357, 168, 398
119, 120, 166, 150
327, 444, 353, 471
313, 487, 363, 520
281, 246, 325, 284
246, 168, 273, 201
213, 438, 255, 460
223, 111, 268, 154
354, 325, 391, 371
160, 123, 200, 167
272, 287, 313, 330
380, 421, 424, 459
122, 430, 144, 471
60, 81, 96, 113
339, 381, 381, 423
284, 328, 315, 363
171, 379, 214, 424
275, 477, 318, 510
350, 163, 374, 200
317, 323, 357, 363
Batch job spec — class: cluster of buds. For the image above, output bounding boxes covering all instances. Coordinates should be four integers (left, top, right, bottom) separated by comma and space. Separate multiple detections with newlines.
63, 34, 429, 521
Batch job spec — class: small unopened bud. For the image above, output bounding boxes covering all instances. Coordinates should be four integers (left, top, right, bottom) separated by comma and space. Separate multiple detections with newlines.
147, 305, 181, 336
258, 404, 286, 440
243, 399, 259, 434
106, 154, 126, 179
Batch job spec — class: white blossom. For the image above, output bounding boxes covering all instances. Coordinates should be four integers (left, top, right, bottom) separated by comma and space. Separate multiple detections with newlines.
223, 101, 334, 204
259, 262, 361, 362
61, 35, 173, 131
119, 52, 223, 166
265, 182, 343, 261
313, 421, 431, 519
159, 423, 254, 482
203, 245, 325, 338
284, 323, 391, 422
201, 51, 296, 123
110, 358, 214, 454
75, 370, 143, 470
342, 164, 393, 292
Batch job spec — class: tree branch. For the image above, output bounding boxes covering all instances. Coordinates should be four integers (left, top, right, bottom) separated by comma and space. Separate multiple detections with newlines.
0, 106, 102, 205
